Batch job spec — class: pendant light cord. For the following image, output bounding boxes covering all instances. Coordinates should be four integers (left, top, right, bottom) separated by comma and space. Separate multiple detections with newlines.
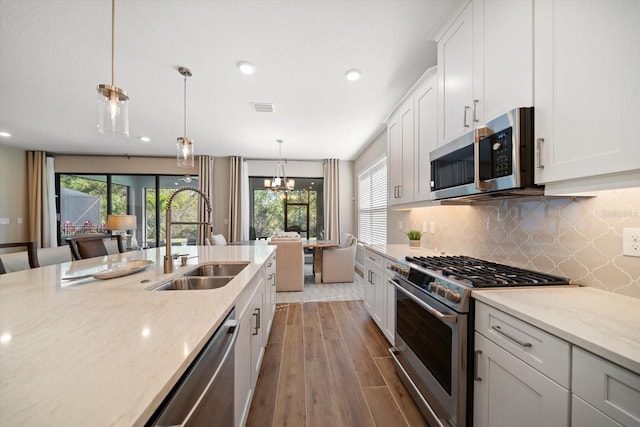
183, 73, 187, 138
111, 0, 115, 86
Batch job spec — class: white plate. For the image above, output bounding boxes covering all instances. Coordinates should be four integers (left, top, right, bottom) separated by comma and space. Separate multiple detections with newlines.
93, 260, 154, 280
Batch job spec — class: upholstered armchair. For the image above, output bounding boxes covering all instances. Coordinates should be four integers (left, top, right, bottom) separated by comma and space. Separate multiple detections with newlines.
321, 233, 357, 283
269, 238, 304, 292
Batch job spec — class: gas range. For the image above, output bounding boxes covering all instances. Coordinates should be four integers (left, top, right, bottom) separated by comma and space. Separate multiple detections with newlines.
391, 255, 572, 313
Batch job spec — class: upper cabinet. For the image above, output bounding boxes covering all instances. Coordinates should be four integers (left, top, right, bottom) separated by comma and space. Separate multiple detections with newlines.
386, 67, 438, 206
534, 0, 640, 193
437, 0, 533, 145
438, 2, 474, 144
472, 0, 533, 125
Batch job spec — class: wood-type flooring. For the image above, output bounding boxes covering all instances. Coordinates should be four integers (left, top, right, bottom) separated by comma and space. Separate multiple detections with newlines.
246, 301, 430, 427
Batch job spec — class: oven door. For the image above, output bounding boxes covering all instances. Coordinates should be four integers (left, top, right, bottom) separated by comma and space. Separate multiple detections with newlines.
389, 277, 467, 427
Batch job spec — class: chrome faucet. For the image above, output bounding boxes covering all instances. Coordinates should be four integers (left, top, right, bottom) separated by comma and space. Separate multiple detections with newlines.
164, 186, 213, 273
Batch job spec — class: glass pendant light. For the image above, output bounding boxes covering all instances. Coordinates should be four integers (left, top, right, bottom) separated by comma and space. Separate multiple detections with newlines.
264, 139, 295, 192
97, 0, 129, 137
176, 66, 194, 168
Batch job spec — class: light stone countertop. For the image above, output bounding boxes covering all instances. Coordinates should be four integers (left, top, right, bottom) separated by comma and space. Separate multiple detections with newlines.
0, 245, 275, 427
365, 243, 441, 262
473, 287, 640, 374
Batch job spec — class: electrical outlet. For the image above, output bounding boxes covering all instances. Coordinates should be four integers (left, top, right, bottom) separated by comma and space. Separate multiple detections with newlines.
398, 221, 403, 230
422, 222, 428, 232
429, 222, 436, 234
623, 228, 640, 257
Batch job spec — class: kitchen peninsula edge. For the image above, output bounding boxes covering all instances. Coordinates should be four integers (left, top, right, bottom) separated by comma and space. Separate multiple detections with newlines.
0, 245, 275, 426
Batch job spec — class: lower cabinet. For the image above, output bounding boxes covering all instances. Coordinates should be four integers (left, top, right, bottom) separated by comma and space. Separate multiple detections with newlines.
363, 248, 395, 345
473, 332, 570, 427
235, 253, 276, 427
474, 300, 640, 427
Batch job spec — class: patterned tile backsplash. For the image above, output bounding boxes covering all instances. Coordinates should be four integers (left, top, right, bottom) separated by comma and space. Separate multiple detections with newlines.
389, 188, 640, 298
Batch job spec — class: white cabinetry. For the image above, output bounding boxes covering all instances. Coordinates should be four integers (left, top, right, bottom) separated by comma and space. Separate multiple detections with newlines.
263, 252, 276, 346
235, 252, 276, 427
363, 248, 395, 345
474, 301, 570, 427
386, 67, 438, 205
534, 0, 640, 193
387, 98, 414, 205
438, 2, 473, 144
437, 0, 533, 146
571, 347, 640, 427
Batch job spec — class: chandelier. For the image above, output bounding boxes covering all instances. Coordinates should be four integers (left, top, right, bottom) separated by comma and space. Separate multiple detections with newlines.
97, 0, 129, 137
176, 66, 194, 168
264, 139, 294, 192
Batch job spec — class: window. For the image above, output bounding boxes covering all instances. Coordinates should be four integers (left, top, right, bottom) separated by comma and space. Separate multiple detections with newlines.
57, 174, 199, 248
358, 157, 387, 245
249, 177, 323, 239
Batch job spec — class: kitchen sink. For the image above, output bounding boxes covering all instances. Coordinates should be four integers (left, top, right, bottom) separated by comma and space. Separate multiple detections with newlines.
151, 276, 234, 291
148, 261, 250, 291
183, 262, 249, 277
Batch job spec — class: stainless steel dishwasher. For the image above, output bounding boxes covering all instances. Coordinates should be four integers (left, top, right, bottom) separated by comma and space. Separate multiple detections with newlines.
148, 308, 238, 427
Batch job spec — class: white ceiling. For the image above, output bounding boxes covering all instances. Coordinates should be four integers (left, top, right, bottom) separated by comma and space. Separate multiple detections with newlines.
0, 0, 463, 161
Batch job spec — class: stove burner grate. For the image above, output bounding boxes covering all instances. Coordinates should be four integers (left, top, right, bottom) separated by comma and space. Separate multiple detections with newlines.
405, 255, 570, 288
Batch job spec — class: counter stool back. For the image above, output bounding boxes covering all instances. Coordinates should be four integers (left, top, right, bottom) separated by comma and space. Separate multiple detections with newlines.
0, 241, 39, 274
67, 234, 124, 260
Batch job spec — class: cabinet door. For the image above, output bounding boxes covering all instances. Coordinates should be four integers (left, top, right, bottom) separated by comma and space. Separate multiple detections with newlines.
263, 254, 276, 346
235, 310, 253, 427
371, 266, 384, 327
438, 2, 474, 145
250, 285, 264, 388
534, 0, 640, 185
474, 333, 570, 427
387, 100, 414, 205
383, 274, 396, 345
472, 0, 533, 124
414, 72, 438, 202
363, 251, 378, 315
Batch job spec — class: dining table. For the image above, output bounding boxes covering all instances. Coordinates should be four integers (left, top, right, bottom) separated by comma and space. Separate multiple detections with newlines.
300, 239, 339, 283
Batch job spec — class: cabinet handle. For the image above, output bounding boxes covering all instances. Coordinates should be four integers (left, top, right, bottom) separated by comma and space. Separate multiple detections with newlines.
397, 185, 402, 198
491, 325, 532, 348
271, 273, 276, 286
473, 99, 479, 123
474, 350, 482, 381
536, 138, 545, 169
253, 308, 261, 335
267, 262, 272, 267
463, 106, 471, 128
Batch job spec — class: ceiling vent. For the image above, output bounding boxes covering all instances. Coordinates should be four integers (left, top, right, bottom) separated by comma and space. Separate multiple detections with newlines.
251, 102, 275, 113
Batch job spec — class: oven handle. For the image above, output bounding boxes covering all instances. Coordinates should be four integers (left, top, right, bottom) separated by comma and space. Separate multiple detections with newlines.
389, 279, 457, 324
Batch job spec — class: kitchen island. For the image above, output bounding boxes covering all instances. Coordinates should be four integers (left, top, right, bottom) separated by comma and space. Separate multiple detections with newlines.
0, 244, 275, 426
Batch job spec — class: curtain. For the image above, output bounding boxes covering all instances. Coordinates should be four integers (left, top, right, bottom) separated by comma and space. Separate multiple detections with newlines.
241, 160, 249, 241
197, 156, 215, 245
228, 156, 244, 243
323, 158, 341, 243
27, 151, 56, 248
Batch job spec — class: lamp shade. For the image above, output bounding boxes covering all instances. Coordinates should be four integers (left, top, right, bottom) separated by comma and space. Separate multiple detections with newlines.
107, 214, 137, 231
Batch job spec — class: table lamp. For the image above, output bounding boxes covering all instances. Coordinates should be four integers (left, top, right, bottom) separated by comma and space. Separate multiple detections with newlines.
107, 214, 138, 249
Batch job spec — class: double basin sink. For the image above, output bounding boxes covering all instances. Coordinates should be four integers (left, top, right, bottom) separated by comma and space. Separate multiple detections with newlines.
149, 262, 249, 291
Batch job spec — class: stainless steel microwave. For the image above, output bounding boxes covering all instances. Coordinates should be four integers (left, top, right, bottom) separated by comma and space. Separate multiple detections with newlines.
430, 107, 543, 201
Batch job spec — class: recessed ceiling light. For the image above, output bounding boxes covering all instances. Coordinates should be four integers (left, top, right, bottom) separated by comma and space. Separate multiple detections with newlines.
139, 136, 151, 143
0, 131, 11, 138
345, 69, 361, 81
237, 61, 256, 75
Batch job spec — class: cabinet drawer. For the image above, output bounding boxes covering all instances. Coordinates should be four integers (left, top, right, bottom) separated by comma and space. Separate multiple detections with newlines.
364, 249, 382, 267
572, 347, 640, 427
475, 301, 570, 387
571, 395, 622, 427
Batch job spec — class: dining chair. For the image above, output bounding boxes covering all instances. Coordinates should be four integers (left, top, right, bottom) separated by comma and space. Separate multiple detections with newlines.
67, 234, 124, 260
37, 246, 73, 267
321, 233, 357, 283
0, 241, 39, 274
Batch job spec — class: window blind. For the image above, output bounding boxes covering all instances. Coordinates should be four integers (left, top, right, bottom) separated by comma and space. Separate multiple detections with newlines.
358, 157, 387, 245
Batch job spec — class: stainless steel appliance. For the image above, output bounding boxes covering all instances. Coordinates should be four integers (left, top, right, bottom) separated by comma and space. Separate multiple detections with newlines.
148, 308, 238, 427
430, 107, 543, 201
389, 256, 572, 427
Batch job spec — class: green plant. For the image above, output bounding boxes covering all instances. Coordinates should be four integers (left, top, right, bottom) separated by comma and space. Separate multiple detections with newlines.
406, 230, 423, 240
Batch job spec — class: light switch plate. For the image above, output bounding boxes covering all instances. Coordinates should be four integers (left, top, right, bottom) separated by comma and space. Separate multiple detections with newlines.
429, 222, 436, 234
623, 228, 640, 257
0, 218, 9, 225
422, 222, 428, 232
398, 221, 403, 230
